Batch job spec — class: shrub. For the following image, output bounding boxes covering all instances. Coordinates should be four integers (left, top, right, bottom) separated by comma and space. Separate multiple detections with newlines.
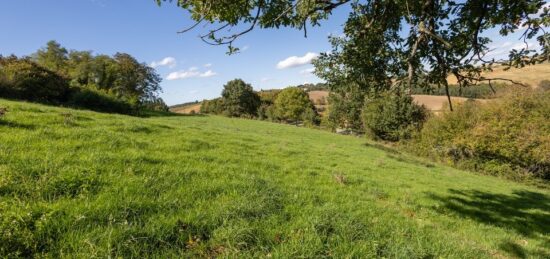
68, 88, 134, 114
200, 98, 223, 114
326, 84, 366, 133
142, 97, 169, 112
362, 91, 428, 141
274, 87, 317, 125
410, 89, 550, 181
0, 56, 70, 103
257, 103, 277, 121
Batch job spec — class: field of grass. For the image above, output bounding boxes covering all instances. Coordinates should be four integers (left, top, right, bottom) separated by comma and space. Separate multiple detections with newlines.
0, 99, 549, 258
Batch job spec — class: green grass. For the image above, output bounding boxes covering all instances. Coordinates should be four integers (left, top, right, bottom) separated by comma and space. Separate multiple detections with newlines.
0, 99, 548, 258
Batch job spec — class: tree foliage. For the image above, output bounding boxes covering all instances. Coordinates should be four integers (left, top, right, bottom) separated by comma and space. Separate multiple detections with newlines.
221, 79, 261, 117
0, 55, 70, 103
274, 87, 316, 124
159, 0, 549, 106
1, 41, 165, 114
362, 90, 427, 141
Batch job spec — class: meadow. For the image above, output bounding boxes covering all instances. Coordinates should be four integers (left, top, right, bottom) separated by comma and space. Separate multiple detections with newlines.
1, 98, 549, 258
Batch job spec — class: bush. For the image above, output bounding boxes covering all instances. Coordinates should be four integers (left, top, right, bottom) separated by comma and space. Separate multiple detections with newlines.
362, 91, 427, 141
326, 84, 366, 133
0, 56, 70, 103
68, 88, 134, 114
274, 87, 317, 125
200, 98, 223, 114
410, 89, 550, 181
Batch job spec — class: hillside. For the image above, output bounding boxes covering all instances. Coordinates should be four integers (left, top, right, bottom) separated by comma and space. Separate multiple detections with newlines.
447, 62, 550, 88
170, 103, 201, 114
0, 99, 548, 258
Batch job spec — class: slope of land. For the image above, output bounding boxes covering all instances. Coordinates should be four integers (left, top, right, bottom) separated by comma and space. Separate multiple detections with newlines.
412, 95, 489, 113
0, 99, 548, 258
447, 62, 550, 87
170, 103, 201, 114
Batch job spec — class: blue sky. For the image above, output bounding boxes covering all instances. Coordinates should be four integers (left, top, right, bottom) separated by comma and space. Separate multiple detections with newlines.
1, 1, 545, 105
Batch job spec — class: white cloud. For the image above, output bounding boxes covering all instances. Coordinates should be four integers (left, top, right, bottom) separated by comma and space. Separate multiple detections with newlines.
150, 57, 177, 68
276, 52, 319, 69
199, 70, 217, 78
189, 90, 199, 94
300, 67, 315, 75
241, 45, 250, 51
204, 63, 212, 67
166, 67, 217, 80
261, 77, 272, 83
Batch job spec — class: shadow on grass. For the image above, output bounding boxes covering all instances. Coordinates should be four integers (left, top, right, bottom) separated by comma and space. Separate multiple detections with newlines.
364, 142, 401, 154
136, 110, 206, 118
0, 120, 36, 130
429, 189, 549, 236
428, 189, 550, 257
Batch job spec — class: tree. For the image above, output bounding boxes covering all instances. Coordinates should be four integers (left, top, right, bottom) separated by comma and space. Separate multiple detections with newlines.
0, 55, 69, 103
326, 83, 366, 133
159, 0, 549, 107
220, 79, 261, 117
112, 53, 162, 105
274, 87, 316, 124
362, 90, 427, 141
34, 40, 69, 75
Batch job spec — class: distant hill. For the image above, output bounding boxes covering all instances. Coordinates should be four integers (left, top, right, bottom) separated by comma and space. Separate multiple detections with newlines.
447, 62, 550, 88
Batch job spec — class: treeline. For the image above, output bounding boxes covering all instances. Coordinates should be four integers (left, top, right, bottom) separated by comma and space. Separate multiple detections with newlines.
200, 79, 319, 126
410, 83, 513, 99
0, 41, 167, 114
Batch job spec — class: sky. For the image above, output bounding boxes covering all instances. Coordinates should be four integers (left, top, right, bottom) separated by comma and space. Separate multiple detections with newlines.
1, 1, 545, 105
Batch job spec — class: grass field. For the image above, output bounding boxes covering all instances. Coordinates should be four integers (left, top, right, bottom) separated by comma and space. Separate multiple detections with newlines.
1, 99, 549, 258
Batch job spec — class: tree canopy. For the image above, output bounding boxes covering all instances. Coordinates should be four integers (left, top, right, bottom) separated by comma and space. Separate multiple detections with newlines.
221, 79, 261, 117
158, 0, 549, 110
274, 87, 315, 123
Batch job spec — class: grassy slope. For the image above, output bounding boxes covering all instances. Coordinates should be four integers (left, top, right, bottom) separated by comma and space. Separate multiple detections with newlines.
0, 99, 548, 258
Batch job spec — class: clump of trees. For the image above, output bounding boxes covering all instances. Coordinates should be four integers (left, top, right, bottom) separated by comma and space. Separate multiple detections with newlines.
200, 80, 319, 126
0, 41, 167, 114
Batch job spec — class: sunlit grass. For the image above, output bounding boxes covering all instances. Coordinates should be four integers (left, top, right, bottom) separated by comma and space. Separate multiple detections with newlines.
0, 99, 548, 258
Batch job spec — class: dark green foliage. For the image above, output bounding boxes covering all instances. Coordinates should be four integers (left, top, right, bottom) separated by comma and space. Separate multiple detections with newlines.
0, 56, 70, 103
362, 91, 428, 142
0, 41, 165, 115
67, 88, 135, 114
257, 103, 277, 121
220, 79, 260, 117
274, 87, 317, 124
200, 98, 223, 114
142, 97, 169, 112
325, 84, 366, 133
410, 89, 550, 181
